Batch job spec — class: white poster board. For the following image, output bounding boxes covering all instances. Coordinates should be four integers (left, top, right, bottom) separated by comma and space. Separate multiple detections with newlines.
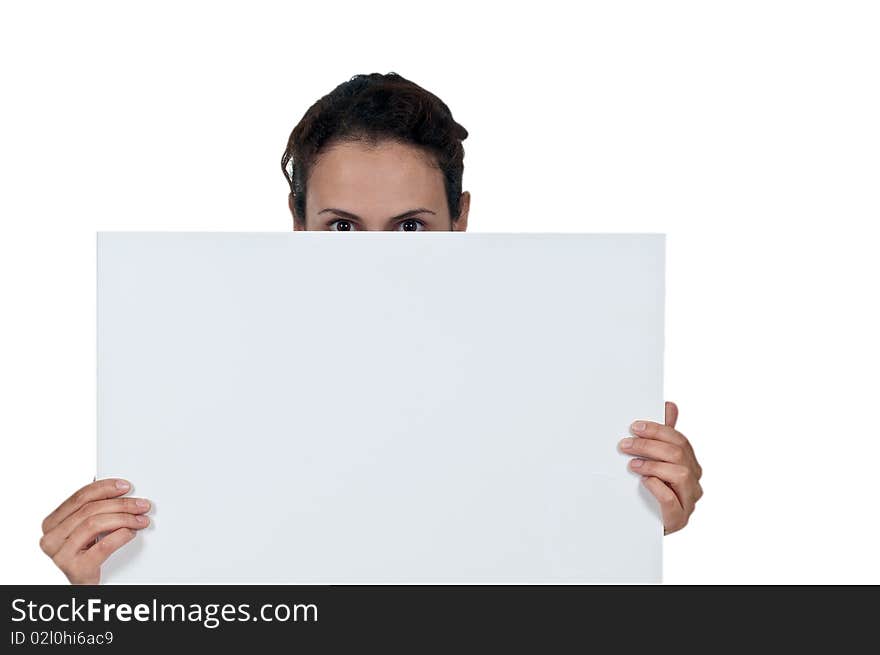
97, 232, 665, 583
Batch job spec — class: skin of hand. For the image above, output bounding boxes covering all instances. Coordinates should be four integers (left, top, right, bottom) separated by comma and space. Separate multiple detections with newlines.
620, 401, 703, 534
40, 479, 150, 584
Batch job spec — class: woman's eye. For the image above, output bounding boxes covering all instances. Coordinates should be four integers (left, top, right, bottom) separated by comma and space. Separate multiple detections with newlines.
329, 219, 355, 231
397, 219, 425, 232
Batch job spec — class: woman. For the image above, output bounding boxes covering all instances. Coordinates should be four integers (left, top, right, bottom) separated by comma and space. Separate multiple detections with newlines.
40, 73, 703, 584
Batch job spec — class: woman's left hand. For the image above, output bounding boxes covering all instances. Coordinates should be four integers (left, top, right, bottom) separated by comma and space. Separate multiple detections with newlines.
619, 401, 703, 535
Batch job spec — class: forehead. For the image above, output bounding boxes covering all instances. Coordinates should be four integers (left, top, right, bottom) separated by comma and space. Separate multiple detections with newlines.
306, 140, 446, 212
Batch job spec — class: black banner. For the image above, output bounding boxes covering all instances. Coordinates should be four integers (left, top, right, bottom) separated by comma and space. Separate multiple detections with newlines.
2, 585, 876, 649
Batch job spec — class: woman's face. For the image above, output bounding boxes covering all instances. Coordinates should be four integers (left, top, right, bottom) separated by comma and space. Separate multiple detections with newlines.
290, 140, 469, 232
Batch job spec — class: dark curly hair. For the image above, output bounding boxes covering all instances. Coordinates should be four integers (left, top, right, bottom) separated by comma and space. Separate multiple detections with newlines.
281, 72, 468, 222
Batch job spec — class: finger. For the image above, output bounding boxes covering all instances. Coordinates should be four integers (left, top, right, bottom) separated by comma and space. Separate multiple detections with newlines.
619, 436, 685, 464
633, 420, 702, 481
39, 497, 151, 558
630, 420, 688, 447
665, 401, 679, 428
54, 512, 149, 561
629, 459, 699, 513
641, 476, 688, 534
79, 527, 139, 572
42, 479, 132, 534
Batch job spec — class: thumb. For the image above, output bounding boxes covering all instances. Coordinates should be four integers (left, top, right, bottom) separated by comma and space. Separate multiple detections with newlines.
665, 401, 679, 428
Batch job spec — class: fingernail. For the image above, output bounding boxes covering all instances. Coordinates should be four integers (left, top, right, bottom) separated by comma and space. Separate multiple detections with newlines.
619, 438, 634, 449
631, 422, 647, 433
135, 515, 149, 525
630, 458, 644, 469
115, 480, 130, 490
135, 499, 150, 509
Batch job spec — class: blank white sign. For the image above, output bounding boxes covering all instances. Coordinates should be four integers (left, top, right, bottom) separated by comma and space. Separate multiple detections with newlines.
96, 232, 665, 583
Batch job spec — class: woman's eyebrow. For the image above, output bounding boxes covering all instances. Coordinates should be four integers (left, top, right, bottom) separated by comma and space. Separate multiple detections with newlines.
389, 208, 436, 221
318, 208, 361, 220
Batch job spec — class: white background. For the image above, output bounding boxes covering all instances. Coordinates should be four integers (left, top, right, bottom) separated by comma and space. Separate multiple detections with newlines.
1, 0, 878, 584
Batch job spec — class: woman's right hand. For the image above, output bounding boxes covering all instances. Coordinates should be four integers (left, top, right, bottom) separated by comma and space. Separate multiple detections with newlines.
40, 478, 151, 584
